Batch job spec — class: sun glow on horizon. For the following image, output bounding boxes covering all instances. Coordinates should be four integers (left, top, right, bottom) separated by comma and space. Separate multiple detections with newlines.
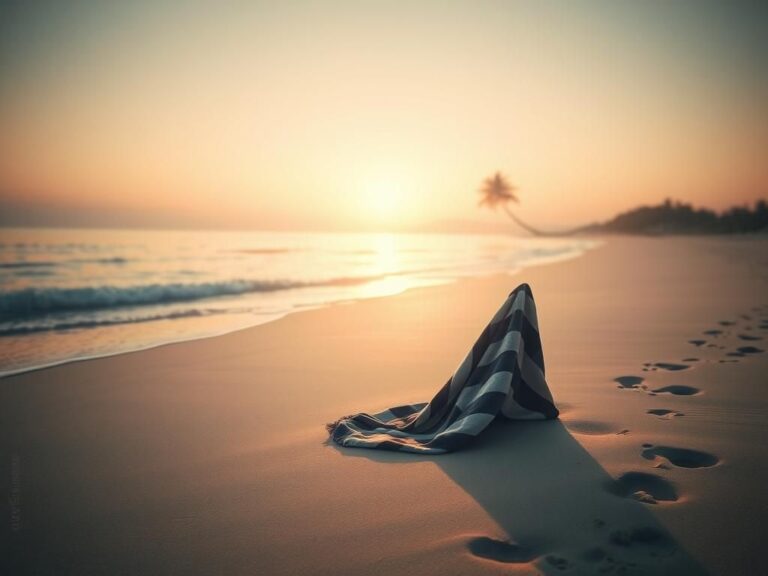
356, 175, 414, 227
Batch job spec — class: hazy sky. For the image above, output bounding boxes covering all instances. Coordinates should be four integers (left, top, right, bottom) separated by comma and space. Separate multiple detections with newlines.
1, 0, 766, 232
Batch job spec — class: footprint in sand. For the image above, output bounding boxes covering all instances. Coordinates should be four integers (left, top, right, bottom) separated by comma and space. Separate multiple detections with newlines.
726, 346, 764, 358
718, 320, 736, 326
607, 471, 678, 504
648, 385, 700, 396
737, 346, 764, 355
643, 362, 691, 372
688, 339, 707, 347
703, 329, 724, 336
641, 445, 719, 468
650, 362, 690, 371
738, 334, 763, 341
647, 409, 684, 419
614, 375, 645, 389
681, 357, 700, 362
467, 537, 538, 564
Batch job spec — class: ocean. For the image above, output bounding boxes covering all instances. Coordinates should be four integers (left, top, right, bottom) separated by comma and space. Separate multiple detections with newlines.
0, 227, 597, 376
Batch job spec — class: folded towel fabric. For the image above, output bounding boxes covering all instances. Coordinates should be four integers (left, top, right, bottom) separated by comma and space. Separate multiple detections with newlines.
327, 283, 559, 454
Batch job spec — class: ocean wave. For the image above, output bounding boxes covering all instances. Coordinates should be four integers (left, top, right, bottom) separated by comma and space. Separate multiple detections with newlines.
71, 256, 131, 265
15, 269, 54, 278
0, 261, 57, 269
0, 276, 379, 320
0, 309, 210, 337
0, 257, 130, 269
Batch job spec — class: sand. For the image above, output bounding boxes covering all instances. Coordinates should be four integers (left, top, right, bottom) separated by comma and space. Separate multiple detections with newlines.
2, 235, 767, 575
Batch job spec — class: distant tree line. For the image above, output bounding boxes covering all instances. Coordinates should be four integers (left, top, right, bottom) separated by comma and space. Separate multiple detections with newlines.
586, 199, 768, 235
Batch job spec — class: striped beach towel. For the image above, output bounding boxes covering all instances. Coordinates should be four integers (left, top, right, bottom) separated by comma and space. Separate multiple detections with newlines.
327, 283, 558, 454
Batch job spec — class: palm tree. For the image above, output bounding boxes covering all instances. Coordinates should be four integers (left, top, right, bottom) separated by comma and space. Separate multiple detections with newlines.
477, 172, 545, 236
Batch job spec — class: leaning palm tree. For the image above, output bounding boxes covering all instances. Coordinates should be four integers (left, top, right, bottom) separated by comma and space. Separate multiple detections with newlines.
477, 172, 545, 236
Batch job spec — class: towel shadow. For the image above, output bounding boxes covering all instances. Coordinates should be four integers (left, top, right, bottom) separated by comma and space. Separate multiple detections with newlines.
329, 418, 707, 575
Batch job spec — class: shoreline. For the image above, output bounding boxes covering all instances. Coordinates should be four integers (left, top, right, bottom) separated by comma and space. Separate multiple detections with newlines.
2, 235, 767, 575
0, 239, 599, 379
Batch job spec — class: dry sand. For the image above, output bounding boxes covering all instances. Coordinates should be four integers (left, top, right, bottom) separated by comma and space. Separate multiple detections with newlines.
2, 236, 767, 575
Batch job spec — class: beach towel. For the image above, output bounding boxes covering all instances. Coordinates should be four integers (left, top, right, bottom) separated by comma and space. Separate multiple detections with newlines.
327, 283, 559, 454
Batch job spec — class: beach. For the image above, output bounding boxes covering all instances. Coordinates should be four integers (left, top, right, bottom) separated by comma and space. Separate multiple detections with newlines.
2, 235, 767, 575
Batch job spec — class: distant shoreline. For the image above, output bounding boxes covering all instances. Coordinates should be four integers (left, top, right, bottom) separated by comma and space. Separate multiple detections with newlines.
579, 198, 768, 236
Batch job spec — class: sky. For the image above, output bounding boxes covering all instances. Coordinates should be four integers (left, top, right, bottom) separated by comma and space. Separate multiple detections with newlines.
1, 0, 766, 232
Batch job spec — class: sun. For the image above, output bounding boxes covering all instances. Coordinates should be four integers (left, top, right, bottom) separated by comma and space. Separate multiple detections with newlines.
361, 178, 405, 223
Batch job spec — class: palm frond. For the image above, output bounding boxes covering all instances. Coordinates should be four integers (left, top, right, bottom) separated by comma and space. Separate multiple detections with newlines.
477, 171, 519, 210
